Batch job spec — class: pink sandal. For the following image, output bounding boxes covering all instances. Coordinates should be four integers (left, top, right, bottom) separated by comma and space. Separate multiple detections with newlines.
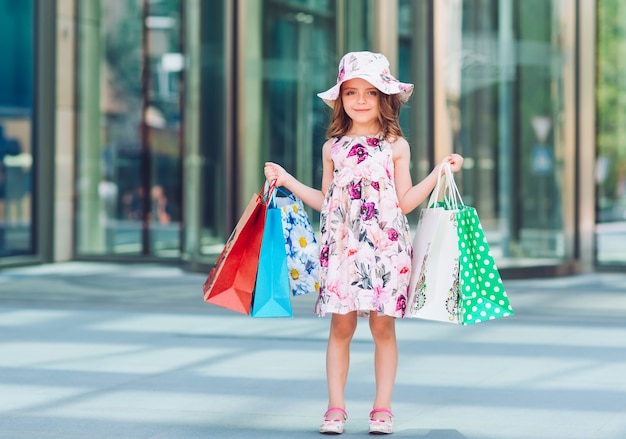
320, 407, 348, 434
368, 408, 394, 435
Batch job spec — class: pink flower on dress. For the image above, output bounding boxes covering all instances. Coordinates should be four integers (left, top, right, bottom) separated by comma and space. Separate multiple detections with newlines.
366, 137, 381, 148
396, 295, 407, 315
320, 245, 330, 267
348, 181, 361, 200
326, 279, 348, 301
370, 277, 387, 310
360, 160, 386, 182
347, 144, 368, 164
379, 196, 399, 216
387, 229, 399, 241
371, 181, 380, 191
360, 202, 376, 221
333, 168, 355, 187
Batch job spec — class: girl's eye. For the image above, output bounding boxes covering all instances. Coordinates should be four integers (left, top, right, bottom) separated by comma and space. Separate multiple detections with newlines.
368, 90, 378, 96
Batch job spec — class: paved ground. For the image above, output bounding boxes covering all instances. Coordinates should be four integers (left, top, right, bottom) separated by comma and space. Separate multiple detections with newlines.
0, 262, 625, 439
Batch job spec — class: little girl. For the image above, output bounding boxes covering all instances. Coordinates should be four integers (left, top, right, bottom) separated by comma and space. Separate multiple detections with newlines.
264, 51, 463, 435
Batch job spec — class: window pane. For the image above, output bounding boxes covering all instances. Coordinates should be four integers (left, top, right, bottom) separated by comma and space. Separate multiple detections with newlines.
197, 0, 228, 255
77, 0, 143, 255
0, 0, 34, 257
238, 0, 336, 226
263, 1, 336, 189
596, 0, 626, 266
146, 0, 182, 257
446, 0, 571, 266
398, 0, 431, 224
76, 0, 182, 256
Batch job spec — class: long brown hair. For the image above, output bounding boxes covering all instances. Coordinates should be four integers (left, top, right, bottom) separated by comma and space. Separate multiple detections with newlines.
325, 89, 404, 140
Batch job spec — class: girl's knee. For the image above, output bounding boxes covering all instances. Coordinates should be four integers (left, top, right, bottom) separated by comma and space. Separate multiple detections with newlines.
330, 313, 357, 340
369, 314, 396, 341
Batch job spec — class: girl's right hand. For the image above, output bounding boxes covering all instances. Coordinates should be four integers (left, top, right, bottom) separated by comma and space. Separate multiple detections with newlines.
264, 162, 291, 187
438, 153, 464, 173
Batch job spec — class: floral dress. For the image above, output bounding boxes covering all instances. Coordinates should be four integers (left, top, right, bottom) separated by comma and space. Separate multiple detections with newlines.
314, 135, 413, 318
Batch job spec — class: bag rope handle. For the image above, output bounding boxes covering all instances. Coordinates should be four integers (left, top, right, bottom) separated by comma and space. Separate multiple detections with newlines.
427, 162, 464, 210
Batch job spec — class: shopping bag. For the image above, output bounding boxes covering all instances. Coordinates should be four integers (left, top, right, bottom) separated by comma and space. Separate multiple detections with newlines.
407, 164, 514, 325
251, 196, 293, 318
406, 205, 461, 323
456, 205, 514, 325
274, 188, 320, 296
203, 184, 274, 315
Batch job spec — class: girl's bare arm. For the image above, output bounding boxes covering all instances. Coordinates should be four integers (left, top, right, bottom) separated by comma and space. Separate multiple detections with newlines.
393, 138, 463, 214
264, 140, 334, 212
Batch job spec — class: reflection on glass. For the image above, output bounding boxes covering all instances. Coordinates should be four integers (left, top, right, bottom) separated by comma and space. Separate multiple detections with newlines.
263, 0, 336, 191
77, 0, 182, 257
198, 0, 228, 256
596, 0, 626, 266
146, 0, 183, 257
0, 0, 34, 257
445, 0, 569, 266
235, 0, 337, 232
398, 0, 431, 224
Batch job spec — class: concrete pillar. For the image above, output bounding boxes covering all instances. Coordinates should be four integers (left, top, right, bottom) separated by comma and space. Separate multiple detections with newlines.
55, 0, 79, 260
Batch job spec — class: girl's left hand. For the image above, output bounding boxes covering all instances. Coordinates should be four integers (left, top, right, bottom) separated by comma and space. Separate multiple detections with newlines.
440, 153, 464, 173
264, 161, 291, 187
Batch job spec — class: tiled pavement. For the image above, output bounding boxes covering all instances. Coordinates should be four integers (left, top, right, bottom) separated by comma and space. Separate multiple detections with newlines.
0, 262, 625, 438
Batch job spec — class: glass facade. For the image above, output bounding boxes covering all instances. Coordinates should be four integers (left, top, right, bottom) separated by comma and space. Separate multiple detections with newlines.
0, 0, 35, 257
596, 0, 626, 266
437, 0, 574, 268
64, 0, 624, 272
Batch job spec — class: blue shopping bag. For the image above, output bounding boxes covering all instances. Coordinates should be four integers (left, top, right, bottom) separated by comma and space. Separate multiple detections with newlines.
251, 196, 293, 318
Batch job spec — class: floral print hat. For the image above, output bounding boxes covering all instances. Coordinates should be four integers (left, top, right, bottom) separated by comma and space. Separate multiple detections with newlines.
317, 51, 414, 107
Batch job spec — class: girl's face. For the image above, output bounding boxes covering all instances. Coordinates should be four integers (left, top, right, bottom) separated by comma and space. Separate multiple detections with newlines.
340, 78, 381, 131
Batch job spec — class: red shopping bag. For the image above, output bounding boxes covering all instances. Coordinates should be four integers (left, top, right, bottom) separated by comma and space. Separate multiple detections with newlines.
203, 185, 273, 314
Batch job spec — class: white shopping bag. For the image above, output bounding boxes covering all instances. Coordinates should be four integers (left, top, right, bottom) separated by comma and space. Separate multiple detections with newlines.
406, 206, 460, 323
406, 165, 462, 323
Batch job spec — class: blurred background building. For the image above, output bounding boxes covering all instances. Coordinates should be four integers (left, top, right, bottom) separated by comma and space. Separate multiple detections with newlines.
0, 0, 624, 277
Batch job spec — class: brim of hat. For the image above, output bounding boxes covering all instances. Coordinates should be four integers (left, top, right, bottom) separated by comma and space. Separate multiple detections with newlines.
317, 75, 414, 108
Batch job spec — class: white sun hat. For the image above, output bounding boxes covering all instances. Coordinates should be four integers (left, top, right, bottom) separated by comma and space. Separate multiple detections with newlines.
317, 51, 414, 107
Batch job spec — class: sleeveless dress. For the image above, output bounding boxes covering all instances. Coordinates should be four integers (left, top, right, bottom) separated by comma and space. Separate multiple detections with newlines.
314, 135, 413, 318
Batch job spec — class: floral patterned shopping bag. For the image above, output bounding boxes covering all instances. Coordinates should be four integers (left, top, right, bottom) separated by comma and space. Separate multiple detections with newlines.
273, 189, 320, 296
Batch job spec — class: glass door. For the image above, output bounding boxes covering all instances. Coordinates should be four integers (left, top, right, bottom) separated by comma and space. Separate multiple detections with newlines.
262, 0, 337, 192
76, 0, 183, 257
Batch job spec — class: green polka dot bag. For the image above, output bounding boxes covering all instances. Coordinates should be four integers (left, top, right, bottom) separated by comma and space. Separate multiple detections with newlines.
407, 163, 514, 325
456, 205, 514, 325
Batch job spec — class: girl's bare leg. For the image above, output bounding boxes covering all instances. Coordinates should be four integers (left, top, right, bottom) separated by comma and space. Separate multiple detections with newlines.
325, 311, 357, 416
369, 312, 397, 421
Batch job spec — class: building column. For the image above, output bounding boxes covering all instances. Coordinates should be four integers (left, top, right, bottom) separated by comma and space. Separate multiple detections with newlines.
373, 0, 398, 69
55, 0, 77, 261
577, 0, 597, 272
